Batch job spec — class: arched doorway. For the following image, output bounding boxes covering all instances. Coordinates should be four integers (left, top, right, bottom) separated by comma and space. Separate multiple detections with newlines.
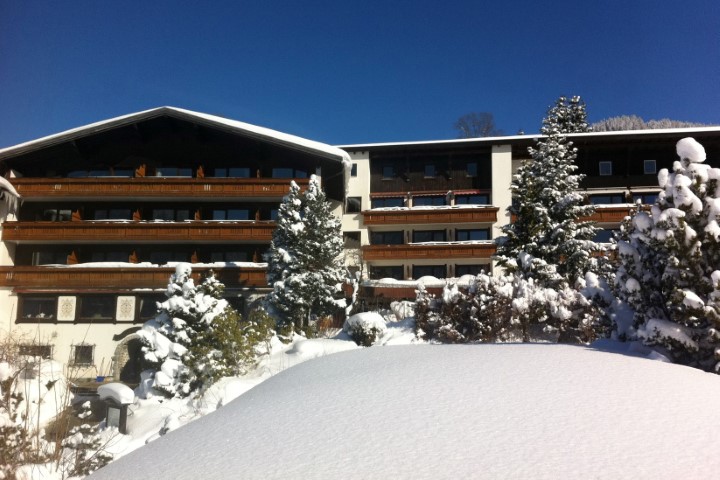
112, 334, 143, 385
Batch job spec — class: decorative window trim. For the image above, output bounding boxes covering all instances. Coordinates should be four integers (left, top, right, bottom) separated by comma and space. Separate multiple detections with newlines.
116, 296, 136, 322
57, 296, 76, 321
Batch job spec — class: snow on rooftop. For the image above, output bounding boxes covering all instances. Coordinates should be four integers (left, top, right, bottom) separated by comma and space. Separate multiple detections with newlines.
0, 107, 351, 166
89, 344, 720, 479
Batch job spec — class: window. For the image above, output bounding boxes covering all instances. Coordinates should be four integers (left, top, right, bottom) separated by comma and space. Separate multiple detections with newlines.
149, 250, 189, 264
31, 251, 67, 265
413, 196, 446, 207
599, 161, 612, 176
455, 265, 485, 276
593, 229, 616, 243
456, 229, 490, 241
632, 192, 659, 205
151, 209, 191, 221
346, 197, 362, 213
212, 209, 249, 220
79, 295, 116, 321
272, 168, 307, 179
412, 230, 446, 243
369, 265, 404, 280
94, 208, 132, 220
41, 208, 72, 221
21, 296, 56, 320
210, 251, 248, 262
138, 295, 164, 320
372, 197, 404, 209
424, 164, 436, 177
466, 162, 478, 177
213, 167, 250, 178
412, 265, 446, 279
156, 167, 192, 177
370, 231, 404, 245
343, 232, 361, 249
589, 194, 625, 205
71, 344, 94, 366
19, 344, 53, 359
644, 160, 657, 175
382, 165, 395, 179
350, 163, 358, 177
455, 194, 489, 205
270, 209, 279, 221
90, 251, 128, 262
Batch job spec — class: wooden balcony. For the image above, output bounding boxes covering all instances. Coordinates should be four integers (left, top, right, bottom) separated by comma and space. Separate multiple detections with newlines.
581, 205, 640, 224
362, 242, 496, 261
363, 206, 498, 226
1, 221, 275, 243
0, 265, 268, 290
9, 177, 309, 199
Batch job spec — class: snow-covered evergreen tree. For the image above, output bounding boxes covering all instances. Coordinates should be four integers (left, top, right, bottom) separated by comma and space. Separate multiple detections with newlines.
495, 95, 598, 288
138, 265, 272, 397
265, 175, 347, 331
613, 137, 720, 372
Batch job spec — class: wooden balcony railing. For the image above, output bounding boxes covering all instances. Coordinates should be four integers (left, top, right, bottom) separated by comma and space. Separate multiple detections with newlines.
362, 242, 496, 260
1, 221, 275, 242
511, 205, 645, 224
0, 265, 268, 289
9, 177, 309, 199
363, 206, 498, 226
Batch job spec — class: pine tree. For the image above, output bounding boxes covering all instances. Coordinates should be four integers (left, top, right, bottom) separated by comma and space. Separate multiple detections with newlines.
495, 95, 598, 288
613, 137, 720, 372
265, 175, 347, 331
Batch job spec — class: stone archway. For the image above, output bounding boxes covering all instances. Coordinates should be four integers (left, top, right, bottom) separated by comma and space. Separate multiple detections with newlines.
112, 334, 143, 385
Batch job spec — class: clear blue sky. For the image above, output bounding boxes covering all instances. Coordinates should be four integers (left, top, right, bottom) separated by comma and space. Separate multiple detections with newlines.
1, 0, 718, 148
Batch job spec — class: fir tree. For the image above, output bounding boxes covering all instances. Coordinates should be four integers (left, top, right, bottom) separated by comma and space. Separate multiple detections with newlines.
613, 138, 720, 372
495, 95, 598, 288
265, 175, 347, 331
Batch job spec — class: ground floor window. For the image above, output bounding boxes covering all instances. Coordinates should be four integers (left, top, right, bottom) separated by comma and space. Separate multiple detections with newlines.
71, 344, 95, 366
369, 265, 404, 280
19, 344, 53, 359
412, 265, 446, 279
20, 296, 57, 321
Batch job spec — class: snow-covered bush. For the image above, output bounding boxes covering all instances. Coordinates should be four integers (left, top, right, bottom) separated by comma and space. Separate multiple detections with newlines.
613, 138, 720, 371
265, 175, 348, 333
138, 265, 273, 397
344, 312, 387, 347
61, 401, 113, 477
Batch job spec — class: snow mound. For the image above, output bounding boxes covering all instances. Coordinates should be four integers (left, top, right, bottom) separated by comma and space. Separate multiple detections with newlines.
89, 345, 720, 479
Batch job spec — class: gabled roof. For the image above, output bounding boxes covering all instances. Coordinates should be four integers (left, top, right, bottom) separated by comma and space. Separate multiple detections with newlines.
0, 107, 351, 165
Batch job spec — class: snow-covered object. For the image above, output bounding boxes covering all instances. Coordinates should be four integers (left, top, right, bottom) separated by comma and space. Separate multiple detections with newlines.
89, 344, 720, 480
495, 96, 598, 290
613, 137, 720, 371
344, 312, 387, 346
0, 176, 20, 216
98, 383, 135, 404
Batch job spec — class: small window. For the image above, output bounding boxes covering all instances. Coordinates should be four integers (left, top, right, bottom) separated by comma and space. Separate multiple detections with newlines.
350, 164, 358, 177
369, 265, 404, 280
412, 230, 446, 243
413, 196, 446, 207
152, 209, 175, 221
79, 295, 116, 321
138, 295, 163, 320
466, 162, 478, 177
228, 167, 250, 178
156, 167, 192, 177
272, 167, 294, 178
370, 231, 404, 245
382, 165, 395, 179
42, 208, 72, 221
632, 192, 659, 205
590, 194, 625, 205
270, 209, 279, 221
599, 161, 612, 176
346, 197, 362, 213
31, 251, 67, 265
19, 344, 53, 359
593, 229, 616, 243
412, 265, 446, 279
372, 197, 404, 209
72, 344, 94, 366
644, 160, 657, 175
343, 232, 361, 249
211, 251, 248, 262
456, 229, 490, 241
455, 265, 484, 277
455, 194, 489, 205
424, 164, 436, 178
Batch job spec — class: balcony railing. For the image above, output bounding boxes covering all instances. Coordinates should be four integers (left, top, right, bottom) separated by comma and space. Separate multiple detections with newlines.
1, 221, 275, 242
0, 265, 268, 289
363, 206, 498, 226
511, 205, 645, 224
9, 177, 309, 199
362, 242, 496, 260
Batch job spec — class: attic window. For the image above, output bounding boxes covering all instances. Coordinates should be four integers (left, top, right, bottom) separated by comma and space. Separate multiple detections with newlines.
644, 160, 657, 175
599, 161, 612, 176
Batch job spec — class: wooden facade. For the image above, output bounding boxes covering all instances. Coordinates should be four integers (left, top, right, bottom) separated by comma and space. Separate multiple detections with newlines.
362, 242, 496, 261
363, 207, 498, 226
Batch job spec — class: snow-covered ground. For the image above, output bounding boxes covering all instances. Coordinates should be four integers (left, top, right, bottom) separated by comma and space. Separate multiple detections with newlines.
90, 341, 720, 479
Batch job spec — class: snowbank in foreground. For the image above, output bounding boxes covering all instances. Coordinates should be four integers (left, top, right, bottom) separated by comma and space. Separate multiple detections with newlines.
89, 344, 720, 479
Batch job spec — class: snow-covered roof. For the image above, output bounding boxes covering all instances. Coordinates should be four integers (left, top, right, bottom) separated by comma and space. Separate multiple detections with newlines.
0, 107, 351, 165
337, 126, 720, 150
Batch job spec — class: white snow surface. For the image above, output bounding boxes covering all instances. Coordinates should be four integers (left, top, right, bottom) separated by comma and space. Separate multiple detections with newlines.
89, 344, 720, 480
97, 383, 135, 405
